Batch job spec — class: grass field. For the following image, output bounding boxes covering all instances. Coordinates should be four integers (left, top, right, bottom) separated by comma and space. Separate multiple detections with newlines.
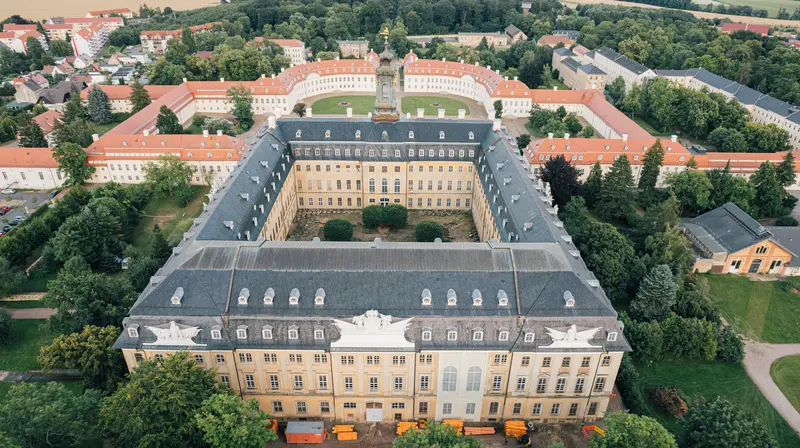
716, 0, 796, 18
771, 355, 800, 412
0, 300, 44, 309
0, 320, 56, 371
634, 117, 665, 136
400, 96, 470, 116
704, 274, 800, 343
636, 360, 799, 447
131, 186, 210, 249
311, 96, 375, 115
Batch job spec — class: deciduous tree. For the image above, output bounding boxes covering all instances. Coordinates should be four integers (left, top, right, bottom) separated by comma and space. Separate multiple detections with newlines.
144, 154, 194, 207
38, 325, 126, 391
666, 170, 712, 214
323, 219, 353, 241
493, 100, 502, 118
777, 150, 796, 188
194, 394, 277, 448
227, 84, 254, 130
156, 105, 183, 134
588, 412, 676, 448
750, 161, 786, 218
292, 102, 307, 117
53, 142, 95, 186
416, 221, 446, 242
129, 79, 151, 114
683, 398, 777, 448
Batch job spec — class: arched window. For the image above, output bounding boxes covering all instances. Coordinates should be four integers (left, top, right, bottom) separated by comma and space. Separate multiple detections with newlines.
466, 367, 482, 391
394, 178, 401, 193
442, 367, 457, 391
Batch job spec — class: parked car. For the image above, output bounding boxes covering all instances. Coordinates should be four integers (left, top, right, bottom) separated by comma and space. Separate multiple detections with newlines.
49, 190, 61, 199
2, 225, 10, 232
0, 207, 9, 213
1, 188, 16, 194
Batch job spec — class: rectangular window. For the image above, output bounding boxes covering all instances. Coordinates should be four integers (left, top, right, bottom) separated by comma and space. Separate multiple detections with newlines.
594, 377, 607, 392
492, 375, 502, 391
239, 353, 253, 363
562, 357, 571, 367
216, 354, 225, 364
272, 401, 283, 413
320, 401, 331, 413
294, 375, 303, 390
369, 376, 378, 392
264, 353, 277, 363
314, 354, 328, 363
392, 402, 405, 409
318, 375, 328, 390
420, 375, 429, 390
581, 357, 591, 368
220, 375, 230, 387
296, 401, 307, 414
542, 357, 551, 367
367, 355, 380, 365
521, 356, 530, 366
392, 356, 406, 365
343, 402, 356, 409
419, 354, 432, 364
588, 402, 598, 415
551, 403, 560, 416
442, 403, 452, 415
494, 354, 508, 364
418, 401, 429, 414
575, 377, 585, 393
344, 377, 353, 391
466, 403, 476, 414
488, 402, 499, 414
516, 377, 527, 392
532, 403, 542, 416
245, 374, 255, 390
601, 356, 611, 367
537, 378, 547, 393
270, 374, 279, 390
569, 403, 579, 416
512, 403, 522, 415
394, 377, 404, 391
342, 355, 354, 365
556, 377, 567, 393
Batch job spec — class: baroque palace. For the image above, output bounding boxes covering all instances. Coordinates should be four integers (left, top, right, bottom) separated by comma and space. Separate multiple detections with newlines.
114, 45, 630, 424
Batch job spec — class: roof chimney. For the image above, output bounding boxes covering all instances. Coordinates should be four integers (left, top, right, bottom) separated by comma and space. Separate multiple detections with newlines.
203, 129, 209, 138
305, 107, 312, 118
217, 130, 223, 137
493, 119, 501, 131
143, 129, 149, 137
564, 133, 569, 140
671, 134, 678, 142
622, 133, 628, 142
514, 76, 518, 81
547, 133, 553, 140
220, 77, 225, 82
182, 77, 187, 83
91, 133, 99, 142
267, 116, 276, 129
553, 86, 558, 91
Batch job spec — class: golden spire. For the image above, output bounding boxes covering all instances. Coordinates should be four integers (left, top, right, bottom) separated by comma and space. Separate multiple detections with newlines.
380, 26, 390, 42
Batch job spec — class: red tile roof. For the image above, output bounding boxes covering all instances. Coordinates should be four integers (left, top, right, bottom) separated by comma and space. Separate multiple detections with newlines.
33, 110, 62, 135
526, 137, 690, 166
88, 8, 132, 15
721, 23, 769, 36
0, 147, 58, 168
537, 35, 575, 47
79, 84, 175, 101
268, 39, 304, 48
3, 24, 37, 32
62, 17, 123, 25
87, 134, 247, 163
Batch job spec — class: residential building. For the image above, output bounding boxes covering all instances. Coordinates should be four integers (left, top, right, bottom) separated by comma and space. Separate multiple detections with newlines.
0, 32, 15, 47
42, 23, 73, 41
337, 40, 370, 58
140, 23, 218, 53
682, 203, 793, 275
721, 23, 769, 36
537, 35, 575, 48
2, 24, 37, 38
86, 8, 135, 19
553, 30, 580, 40
458, 32, 511, 49
27, 109, 61, 147
551, 48, 607, 91
72, 23, 108, 58
110, 67, 136, 85
585, 46, 655, 91
0, 147, 65, 190
10, 31, 48, 55
268, 39, 306, 66
15, 79, 85, 108
78, 84, 174, 113
765, 227, 800, 275
48, 17, 124, 34
505, 24, 527, 44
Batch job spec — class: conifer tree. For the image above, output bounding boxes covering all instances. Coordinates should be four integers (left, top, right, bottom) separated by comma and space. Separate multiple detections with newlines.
87, 86, 112, 124
129, 79, 152, 114
638, 139, 664, 191
155, 105, 183, 134
17, 115, 48, 147
777, 151, 796, 188
631, 264, 678, 321
596, 155, 634, 221
583, 161, 603, 206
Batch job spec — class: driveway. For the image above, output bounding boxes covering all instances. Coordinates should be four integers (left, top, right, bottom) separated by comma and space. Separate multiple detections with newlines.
0, 190, 55, 214
6, 308, 56, 319
743, 341, 800, 433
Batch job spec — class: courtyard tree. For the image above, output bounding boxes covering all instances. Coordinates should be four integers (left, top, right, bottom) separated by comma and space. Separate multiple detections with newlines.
563, 113, 582, 135
540, 155, 582, 208
129, 78, 152, 114
708, 127, 746, 153
384, 204, 408, 227
204, 117, 235, 136
630, 265, 678, 321
323, 219, 353, 241
194, 393, 278, 448
52, 118, 94, 147
597, 155, 634, 222
416, 220, 446, 242
394, 421, 482, 448
0, 382, 102, 448
144, 154, 194, 207
38, 325, 127, 391
101, 352, 225, 447
750, 161, 785, 218
53, 142, 95, 186
583, 161, 603, 206
683, 398, 777, 448
589, 412, 676, 448
777, 150, 796, 188
292, 102, 307, 117
87, 86, 112, 124
666, 169, 712, 215
227, 84, 254, 130
362, 205, 384, 228
156, 105, 184, 134
493, 99, 502, 118
61, 94, 87, 124
0, 308, 12, 346
16, 115, 47, 148
516, 133, 531, 150
638, 139, 664, 191
604, 76, 626, 107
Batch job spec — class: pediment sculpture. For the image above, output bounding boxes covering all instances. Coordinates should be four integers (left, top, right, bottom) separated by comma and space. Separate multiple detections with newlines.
543, 324, 601, 348
144, 321, 206, 347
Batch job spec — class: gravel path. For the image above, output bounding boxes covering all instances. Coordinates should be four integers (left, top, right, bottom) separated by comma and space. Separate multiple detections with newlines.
743, 341, 800, 433
6, 308, 57, 319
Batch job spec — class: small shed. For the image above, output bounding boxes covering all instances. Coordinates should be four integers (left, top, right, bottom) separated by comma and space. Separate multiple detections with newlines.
285, 421, 326, 444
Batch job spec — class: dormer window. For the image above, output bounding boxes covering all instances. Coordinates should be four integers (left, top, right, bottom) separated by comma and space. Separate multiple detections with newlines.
264, 288, 275, 305
171, 287, 184, 305
439, 131, 445, 140
472, 289, 482, 306
236, 326, 248, 339
127, 325, 139, 338
422, 330, 432, 341
238, 288, 250, 305
468, 131, 474, 140
421, 288, 432, 306
447, 289, 457, 306
497, 289, 508, 307
408, 131, 415, 139
288, 326, 299, 340
447, 330, 457, 341
381, 131, 388, 141
210, 326, 222, 340
564, 290, 575, 307
607, 330, 618, 342
524, 332, 534, 343
314, 328, 324, 340
325, 130, 331, 138
289, 288, 300, 305
262, 326, 273, 340
355, 130, 361, 139
498, 330, 510, 341
296, 130, 302, 138
315, 288, 325, 305
473, 329, 484, 341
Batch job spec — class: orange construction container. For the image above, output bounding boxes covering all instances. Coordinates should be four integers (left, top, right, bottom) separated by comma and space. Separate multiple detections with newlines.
337, 431, 358, 441
285, 422, 326, 444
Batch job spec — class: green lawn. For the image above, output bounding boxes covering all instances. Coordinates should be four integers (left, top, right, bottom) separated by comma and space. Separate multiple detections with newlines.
0, 300, 44, 309
716, 0, 797, 18
0, 320, 56, 371
704, 274, 800, 343
311, 96, 375, 115
633, 117, 664, 136
18, 269, 57, 293
131, 186, 210, 249
400, 96, 470, 116
771, 355, 800, 413
636, 360, 799, 447
525, 122, 547, 138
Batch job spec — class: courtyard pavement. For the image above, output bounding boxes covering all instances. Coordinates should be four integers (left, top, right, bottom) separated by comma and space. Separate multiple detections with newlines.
743, 341, 800, 433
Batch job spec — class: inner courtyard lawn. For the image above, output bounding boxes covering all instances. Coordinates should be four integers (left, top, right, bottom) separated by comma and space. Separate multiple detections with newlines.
310, 96, 375, 115
0, 320, 56, 371
400, 96, 470, 116
636, 360, 799, 447
770, 355, 800, 412
130, 186, 209, 250
703, 274, 800, 343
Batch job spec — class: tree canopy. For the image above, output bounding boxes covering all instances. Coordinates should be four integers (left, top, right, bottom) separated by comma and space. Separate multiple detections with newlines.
194, 394, 278, 448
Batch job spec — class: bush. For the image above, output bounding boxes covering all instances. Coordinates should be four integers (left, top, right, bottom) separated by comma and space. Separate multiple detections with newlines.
362, 205, 384, 228
383, 204, 408, 227
416, 221, 446, 242
616, 354, 645, 414
775, 215, 798, 226
716, 325, 744, 363
323, 219, 353, 241
0, 309, 13, 345
650, 386, 688, 418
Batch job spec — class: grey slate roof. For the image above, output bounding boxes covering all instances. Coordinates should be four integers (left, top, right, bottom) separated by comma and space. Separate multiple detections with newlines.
279, 117, 490, 143
764, 227, 800, 257
578, 64, 605, 75
505, 24, 524, 38
684, 202, 771, 254
38, 80, 85, 105
593, 47, 651, 76
553, 47, 574, 57
553, 30, 580, 40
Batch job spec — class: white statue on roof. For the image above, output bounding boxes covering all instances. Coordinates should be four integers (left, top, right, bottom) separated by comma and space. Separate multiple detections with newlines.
144, 321, 206, 347
334, 309, 413, 349
544, 324, 601, 348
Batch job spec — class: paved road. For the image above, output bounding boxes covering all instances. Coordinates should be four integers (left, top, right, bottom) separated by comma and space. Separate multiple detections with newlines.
743, 341, 800, 433
6, 308, 56, 319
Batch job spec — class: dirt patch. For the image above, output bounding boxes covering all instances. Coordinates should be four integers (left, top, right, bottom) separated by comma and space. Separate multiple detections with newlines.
287, 209, 479, 242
